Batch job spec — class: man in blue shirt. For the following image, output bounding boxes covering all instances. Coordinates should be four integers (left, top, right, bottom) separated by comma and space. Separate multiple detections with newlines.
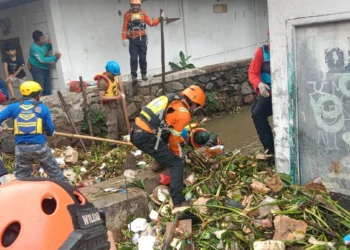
0, 81, 65, 181
28, 30, 62, 96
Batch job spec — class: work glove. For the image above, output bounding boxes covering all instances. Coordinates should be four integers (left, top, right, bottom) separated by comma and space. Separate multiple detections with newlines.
205, 140, 215, 148
160, 11, 165, 19
258, 82, 270, 98
121, 93, 125, 99
123, 39, 129, 47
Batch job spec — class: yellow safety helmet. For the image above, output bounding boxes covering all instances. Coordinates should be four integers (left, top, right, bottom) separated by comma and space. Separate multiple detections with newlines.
20, 81, 43, 96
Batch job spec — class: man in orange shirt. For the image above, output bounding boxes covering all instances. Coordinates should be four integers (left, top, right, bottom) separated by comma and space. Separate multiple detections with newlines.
130, 86, 205, 208
122, 0, 164, 82
248, 30, 274, 154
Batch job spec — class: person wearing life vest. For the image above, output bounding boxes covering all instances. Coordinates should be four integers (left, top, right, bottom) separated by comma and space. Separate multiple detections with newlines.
0, 178, 116, 250
0, 81, 65, 181
94, 61, 127, 141
130, 85, 205, 208
122, 0, 165, 83
248, 29, 274, 154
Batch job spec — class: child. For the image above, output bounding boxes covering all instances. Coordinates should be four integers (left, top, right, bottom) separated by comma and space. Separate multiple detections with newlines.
2, 43, 26, 100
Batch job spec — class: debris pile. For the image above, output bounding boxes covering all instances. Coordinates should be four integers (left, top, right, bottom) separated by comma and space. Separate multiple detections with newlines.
117, 150, 350, 250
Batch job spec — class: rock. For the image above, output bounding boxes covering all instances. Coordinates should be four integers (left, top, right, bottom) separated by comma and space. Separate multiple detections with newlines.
157, 88, 163, 97
142, 96, 154, 106
244, 94, 255, 104
253, 241, 285, 250
150, 85, 159, 95
140, 87, 150, 95
265, 174, 284, 192
164, 83, 173, 93
2, 139, 15, 153
232, 84, 241, 92
171, 81, 184, 91
0, 131, 11, 141
127, 102, 139, 118
134, 95, 144, 103
193, 197, 210, 214
237, 73, 247, 82
215, 79, 225, 87
233, 96, 243, 106
251, 179, 271, 194
184, 78, 196, 87
211, 77, 217, 81
230, 77, 238, 84
198, 75, 210, 83
206, 82, 214, 90
214, 72, 221, 78
241, 82, 253, 95
273, 215, 307, 241
258, 197, 281, 218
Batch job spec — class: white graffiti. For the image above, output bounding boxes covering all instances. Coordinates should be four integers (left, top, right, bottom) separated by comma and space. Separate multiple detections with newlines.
338, 73, 350, 98
309, 92, 344, 133
342, 132, 350, 146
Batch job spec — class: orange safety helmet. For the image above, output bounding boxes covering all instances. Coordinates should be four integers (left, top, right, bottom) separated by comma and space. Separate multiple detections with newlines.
0, 178, 110, 250
181, 85, 206, 108
130, 0, 141, 4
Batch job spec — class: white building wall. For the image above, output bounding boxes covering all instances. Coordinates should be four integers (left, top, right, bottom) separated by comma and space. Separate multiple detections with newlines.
52, 0, 268, 83
268, 0, 350, 194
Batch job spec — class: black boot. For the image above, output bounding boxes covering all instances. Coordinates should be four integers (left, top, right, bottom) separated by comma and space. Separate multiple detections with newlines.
141, 74, 148, 81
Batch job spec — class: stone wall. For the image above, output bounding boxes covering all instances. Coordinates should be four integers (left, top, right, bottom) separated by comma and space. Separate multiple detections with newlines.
0, 59, 254, 152
125, 59, 255, 118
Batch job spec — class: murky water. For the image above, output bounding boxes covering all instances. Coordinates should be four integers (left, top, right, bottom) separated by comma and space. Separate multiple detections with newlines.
203, 107, 264, 154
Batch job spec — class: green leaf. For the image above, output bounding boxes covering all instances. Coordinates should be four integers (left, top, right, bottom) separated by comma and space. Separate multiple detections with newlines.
179, 51, 185, 62
169, 62, 182, 70
185, 63, 196, 69
185, 56, 192, 61
340, 219, 350, 229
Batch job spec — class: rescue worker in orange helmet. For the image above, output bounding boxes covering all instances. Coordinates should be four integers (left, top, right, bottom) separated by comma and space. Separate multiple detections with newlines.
0, 178, 117, 250
122, 0, 165, 83
130, 85, 205, 208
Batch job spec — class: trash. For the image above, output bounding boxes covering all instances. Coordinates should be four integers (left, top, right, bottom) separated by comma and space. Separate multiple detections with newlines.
104, 188, 120, 193
149, 210, 159, 221
132, 150, 142, 157
80, 167, 87, 173
64, 146, 79, 163
251, 179, 271, 194
123, 169, 137, 182
184, 174, 198, 186
308, 236, 336, 249
305, 177, 327, 192
223, 197, 244, 209
82, 160, 88, 166
138, 235, 156, 250
100, 163, 106, 170
273, 215, 307, 240
193, 197, 210, 214
128, 218, 149, 233
185, 191, 193, 201
137, 161, 147, 169
253, 240, 285, 250
152, 185, 169, 204
214, 230, 226, 239
131, 233, 140, 244
159, 173, 170, 185
55, 157, 65, 166
344, 233, 350, 246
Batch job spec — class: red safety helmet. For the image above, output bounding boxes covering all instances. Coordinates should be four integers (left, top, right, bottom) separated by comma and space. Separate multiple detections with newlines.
0, 178, 110, 250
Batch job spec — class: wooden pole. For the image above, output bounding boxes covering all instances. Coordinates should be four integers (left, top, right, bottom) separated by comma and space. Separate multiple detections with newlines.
79, 76, 94, 136
57, 91, 88, 153
2, 128, 134, 146
118, 75, 131, 134
160, 9, 166, 95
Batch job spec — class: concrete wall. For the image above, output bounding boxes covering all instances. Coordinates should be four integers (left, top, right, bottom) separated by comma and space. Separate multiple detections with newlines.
268, 0, 350, 196
49, 0, 268, 84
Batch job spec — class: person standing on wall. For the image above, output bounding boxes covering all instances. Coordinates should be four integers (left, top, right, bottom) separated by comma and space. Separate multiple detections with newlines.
122, 0, 164, 83
248, 30, 274, 155
0, 81, 65, 181
2, 42, 27, 100
94, 61, 127, 142
130, 85, 206, 208
29, 30, 61, 96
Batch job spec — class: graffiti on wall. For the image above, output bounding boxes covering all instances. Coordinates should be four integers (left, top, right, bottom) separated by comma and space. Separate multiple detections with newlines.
308, 46, 350, 150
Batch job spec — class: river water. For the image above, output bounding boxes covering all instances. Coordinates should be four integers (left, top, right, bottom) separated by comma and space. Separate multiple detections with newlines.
203, 107, 264, 154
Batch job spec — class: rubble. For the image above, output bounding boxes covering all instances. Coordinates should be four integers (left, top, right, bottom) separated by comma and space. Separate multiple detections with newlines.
116, 150, 350, 249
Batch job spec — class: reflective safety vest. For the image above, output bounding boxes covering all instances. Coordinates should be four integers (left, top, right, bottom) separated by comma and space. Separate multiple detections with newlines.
128, 11, 146, 34
140, 94, 183, 132
14, 102, 43, 135
190, 128, 221, 149
94, 73, 119, 97
260, 44, 271, 87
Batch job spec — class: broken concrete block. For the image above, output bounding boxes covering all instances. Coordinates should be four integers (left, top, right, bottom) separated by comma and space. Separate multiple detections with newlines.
265, 174, 283, 192
251, 179, 271, 194
258, 197, 281, 218
273, 215, 307, 241
64, 146, 78, 163
253, 240, 285, 250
